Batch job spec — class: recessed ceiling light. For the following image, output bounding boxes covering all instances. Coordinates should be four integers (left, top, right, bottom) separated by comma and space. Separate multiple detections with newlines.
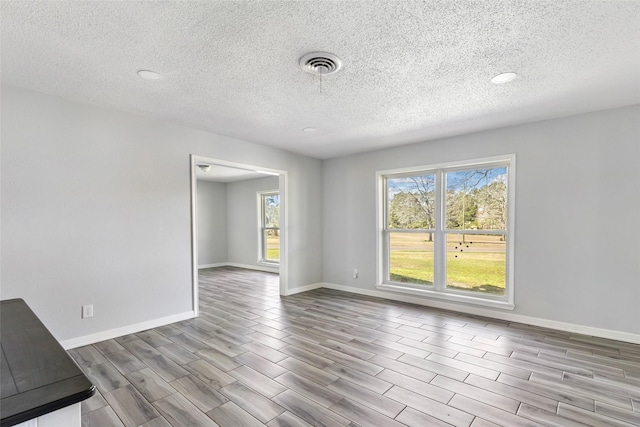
491, 72, 517, 84
303, 127, 317, 133
137, 70, 162, 81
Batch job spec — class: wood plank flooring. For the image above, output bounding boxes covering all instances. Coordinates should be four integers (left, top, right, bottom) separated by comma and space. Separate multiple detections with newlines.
73, 267, 640, 426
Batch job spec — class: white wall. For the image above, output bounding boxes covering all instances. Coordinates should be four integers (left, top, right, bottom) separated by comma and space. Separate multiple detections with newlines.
226, 176, 279, 269
2, 84, 637, 343
322, 105, 640, 336
196, 180, 227, 266
0, 86, 323, 342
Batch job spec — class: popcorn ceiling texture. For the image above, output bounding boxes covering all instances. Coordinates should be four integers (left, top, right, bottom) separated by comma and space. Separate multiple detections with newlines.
1, 1, 639, 159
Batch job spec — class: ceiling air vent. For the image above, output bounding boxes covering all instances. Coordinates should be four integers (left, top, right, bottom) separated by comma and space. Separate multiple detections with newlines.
299, 52, 342, 75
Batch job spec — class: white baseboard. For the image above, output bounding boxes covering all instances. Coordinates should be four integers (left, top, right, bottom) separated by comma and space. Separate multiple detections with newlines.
227, 262, 279, 274
283, 282, 323, 296
199, 261, 279, 274
198, 263, 227, 269
318, 283, 640, 344
60, 311, 196, 350
60, 282, 639, 349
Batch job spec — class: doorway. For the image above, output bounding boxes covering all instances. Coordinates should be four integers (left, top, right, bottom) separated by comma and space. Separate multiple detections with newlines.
190, 155, 288, 316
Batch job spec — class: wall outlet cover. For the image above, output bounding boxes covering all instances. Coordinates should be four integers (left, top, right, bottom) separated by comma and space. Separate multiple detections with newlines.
82, 305, 94, 319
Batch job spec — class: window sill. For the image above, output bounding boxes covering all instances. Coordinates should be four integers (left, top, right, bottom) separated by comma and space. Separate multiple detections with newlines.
376, 283, 514, 310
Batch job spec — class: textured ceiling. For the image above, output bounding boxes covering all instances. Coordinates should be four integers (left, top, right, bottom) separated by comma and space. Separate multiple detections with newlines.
2, 1, 639, 159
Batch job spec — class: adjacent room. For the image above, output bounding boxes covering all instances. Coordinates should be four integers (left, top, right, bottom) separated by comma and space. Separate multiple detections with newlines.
195, 162, 283, 291
1, 2, 639, 427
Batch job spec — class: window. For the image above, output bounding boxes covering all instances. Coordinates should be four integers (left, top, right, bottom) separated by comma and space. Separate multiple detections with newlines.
259, 191, 280, 264
378, 155, 515, 308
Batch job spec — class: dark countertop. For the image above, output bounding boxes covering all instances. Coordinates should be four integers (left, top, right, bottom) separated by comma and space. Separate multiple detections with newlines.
1, 299, 95, 427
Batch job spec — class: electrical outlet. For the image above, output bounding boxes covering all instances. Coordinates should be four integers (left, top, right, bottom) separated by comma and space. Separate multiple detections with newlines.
353, 268, 358, 279
82, 305, 94, 319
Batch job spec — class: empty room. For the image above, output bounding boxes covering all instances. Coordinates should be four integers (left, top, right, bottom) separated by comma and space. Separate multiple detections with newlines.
1, 1, 639, 427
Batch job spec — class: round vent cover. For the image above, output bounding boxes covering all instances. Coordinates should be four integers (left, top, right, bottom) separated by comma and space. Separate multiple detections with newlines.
299, 52, 342, 75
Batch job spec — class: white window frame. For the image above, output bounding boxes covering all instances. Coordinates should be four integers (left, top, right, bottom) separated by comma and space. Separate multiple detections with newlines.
376, 154, 515, 310
258, 190, 280, 265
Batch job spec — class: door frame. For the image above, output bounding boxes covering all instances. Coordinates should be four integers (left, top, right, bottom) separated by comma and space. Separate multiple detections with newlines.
190, 154, 288, 316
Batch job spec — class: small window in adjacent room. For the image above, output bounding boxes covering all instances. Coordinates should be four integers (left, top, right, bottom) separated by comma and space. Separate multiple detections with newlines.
377, 155, 515, 309
259, 191, 280, 264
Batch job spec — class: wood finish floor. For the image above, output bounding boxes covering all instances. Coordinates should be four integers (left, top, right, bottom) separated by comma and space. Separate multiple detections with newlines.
73, 267, 640, 427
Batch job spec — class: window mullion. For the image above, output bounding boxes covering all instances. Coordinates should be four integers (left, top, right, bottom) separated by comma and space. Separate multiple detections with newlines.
383, 230, 390, 282
262, 228, 267, 260
434, 170, 445, 291
383, 177, 390, 283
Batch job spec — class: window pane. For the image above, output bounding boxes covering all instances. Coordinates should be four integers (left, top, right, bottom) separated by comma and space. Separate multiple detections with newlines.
389, 232, 434, 285
446, 233, 505, 295
387, 175, 435, 229
264, 194, 279, 228
265, 229, 280, 262
445, 167, 507, 230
